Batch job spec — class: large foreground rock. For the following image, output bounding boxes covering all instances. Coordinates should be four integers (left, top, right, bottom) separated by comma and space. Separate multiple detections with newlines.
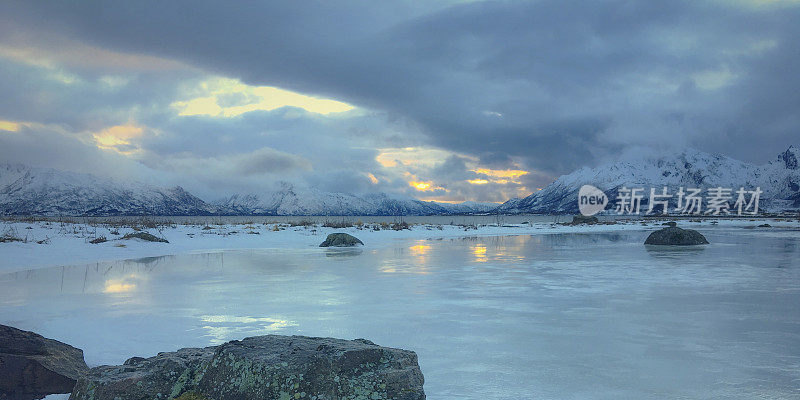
0, 324, 89, 400
71, 335, 425, 400
319, 233, 363, 247
644, 227, 709, 245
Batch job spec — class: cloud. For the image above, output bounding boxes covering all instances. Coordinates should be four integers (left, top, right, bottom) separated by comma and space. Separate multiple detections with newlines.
0, 122, 153, 181
1, 0, 799, 202
232, 147, 312, 176
171, 77, 355, 117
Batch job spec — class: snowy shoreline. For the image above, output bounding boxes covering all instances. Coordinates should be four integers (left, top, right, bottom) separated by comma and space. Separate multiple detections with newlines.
1, 217, 798, 275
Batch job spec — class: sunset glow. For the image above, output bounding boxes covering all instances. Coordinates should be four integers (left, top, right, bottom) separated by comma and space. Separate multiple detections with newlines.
0, 120, 19, 132
1, 2, 799, 398
472, 168, 529, 180
92, 124, 145, 154
172, 77, 354, 117
410, 181, 433, 191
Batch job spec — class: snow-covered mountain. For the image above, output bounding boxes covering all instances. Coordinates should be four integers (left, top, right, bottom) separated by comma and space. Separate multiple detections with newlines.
0, 163, 215, 216
6, 145, 796, 217
0, 164, 495, 216
215, 183, 496, 216
498, 146, 800, 214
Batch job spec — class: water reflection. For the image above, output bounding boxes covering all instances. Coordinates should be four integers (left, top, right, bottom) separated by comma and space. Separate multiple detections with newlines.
323, 248, 363, 258
408, 244, 430, 256
102, 278, 138, 294
470, 244, 487, 262
645, 245, 707, 260
0, 230, 799, 400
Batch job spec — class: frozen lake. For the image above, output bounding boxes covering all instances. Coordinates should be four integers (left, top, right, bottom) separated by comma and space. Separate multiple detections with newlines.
2, 227, 799, 399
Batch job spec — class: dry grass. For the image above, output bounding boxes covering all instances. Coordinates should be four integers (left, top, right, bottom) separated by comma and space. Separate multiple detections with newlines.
289, 219, 316, 227
322, 220, 354, 229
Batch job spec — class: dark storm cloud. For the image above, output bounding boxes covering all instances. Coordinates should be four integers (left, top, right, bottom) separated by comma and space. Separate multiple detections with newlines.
233, 147, 312, 176
0, 56, 198, 131
2, 0, 799, 198
430, 155, 476, 181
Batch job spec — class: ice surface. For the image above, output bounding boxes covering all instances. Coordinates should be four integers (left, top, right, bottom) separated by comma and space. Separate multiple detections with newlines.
1, 227, 799, 399
3, 216, 792, 275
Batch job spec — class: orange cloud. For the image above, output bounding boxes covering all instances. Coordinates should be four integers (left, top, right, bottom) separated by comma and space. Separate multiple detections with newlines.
376, 147, 464, 169
171, 77, 354, 117
471, 168, 529, 179
0, 120, 20, 132
410, 181, 432, 191
92, 123, 145, 154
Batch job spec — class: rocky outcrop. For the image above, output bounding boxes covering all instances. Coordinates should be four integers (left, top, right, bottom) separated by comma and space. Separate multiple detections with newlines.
70, 347, 215, 400
71, 335, 425, 400
0, 324, 89, 400
644, 227, 709, 245
319, 233, 364, 247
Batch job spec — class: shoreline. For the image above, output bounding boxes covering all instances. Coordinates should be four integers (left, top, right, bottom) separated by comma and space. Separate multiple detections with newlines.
1, 217, 798, 275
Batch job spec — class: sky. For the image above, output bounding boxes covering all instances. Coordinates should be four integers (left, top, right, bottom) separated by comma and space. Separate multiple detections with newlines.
0, 0, 799, 203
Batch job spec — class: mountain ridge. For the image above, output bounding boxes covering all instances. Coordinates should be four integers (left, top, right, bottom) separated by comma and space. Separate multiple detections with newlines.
0, 164, 495, 216
2, 146, 798, 216
498, 145, 800, 214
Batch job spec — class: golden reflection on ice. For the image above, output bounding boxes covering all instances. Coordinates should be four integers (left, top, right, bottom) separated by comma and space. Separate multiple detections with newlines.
103, 275, 139, 293
380, 242, 433, 274
471, 244, 488, 262
409, 244, 430, 256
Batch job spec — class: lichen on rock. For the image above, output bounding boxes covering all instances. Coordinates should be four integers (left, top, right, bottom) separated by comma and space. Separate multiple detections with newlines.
70, 335, 425, 400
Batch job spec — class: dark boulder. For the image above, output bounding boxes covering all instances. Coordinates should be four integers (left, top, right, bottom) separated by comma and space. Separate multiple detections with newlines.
758, 223, 772, 228
644, 227, 709, 245
0, 324, 89, 400
319, 233, 363, 247
662, 221, 677, 227
121, 232, 169, 243
71, 335, 425, 400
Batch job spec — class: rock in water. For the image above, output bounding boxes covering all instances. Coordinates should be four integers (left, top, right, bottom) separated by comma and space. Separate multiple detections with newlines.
71, 335, 425, 400
319, 233, 364, 247
0, 324, 89, 400
644, 227, 709, 245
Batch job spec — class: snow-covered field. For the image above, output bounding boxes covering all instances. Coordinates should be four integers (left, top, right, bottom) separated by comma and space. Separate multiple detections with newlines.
3, 217, 798, 274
